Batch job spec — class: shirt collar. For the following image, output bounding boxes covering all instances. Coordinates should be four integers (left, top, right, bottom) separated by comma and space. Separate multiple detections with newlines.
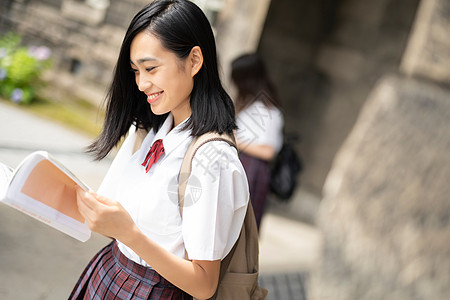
152, 113, 192, 158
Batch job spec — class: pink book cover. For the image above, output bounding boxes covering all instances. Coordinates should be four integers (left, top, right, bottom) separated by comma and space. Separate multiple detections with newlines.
20, 159, 85, 223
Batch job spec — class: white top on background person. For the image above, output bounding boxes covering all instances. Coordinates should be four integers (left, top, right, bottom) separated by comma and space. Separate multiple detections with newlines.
235, 100, 284, 155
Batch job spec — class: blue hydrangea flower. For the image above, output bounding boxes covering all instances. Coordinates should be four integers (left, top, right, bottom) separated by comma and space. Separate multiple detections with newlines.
28, 46, 52, 61
0, 68, 6, 81
0, 48, 6, 59
11, 88, 24, 103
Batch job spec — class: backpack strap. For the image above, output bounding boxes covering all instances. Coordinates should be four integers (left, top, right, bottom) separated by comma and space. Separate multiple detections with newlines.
178, 132, 240, 299
178, 132, 236, 218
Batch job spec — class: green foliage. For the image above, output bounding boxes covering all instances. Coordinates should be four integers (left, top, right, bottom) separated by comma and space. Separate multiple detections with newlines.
0, 32, 52, 104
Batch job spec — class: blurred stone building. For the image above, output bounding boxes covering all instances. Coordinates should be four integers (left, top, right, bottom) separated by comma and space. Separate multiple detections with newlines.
309, 0, 450, 298
0, 0, 447, 222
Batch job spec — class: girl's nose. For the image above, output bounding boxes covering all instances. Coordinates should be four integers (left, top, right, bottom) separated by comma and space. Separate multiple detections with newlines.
137, 74, 151, 92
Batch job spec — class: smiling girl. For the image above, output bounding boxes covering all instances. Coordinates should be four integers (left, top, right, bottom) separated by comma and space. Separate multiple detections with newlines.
69, 1, 249, 299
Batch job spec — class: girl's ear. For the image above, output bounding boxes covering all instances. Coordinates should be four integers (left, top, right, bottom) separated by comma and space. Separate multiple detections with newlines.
190, 46, 204, 77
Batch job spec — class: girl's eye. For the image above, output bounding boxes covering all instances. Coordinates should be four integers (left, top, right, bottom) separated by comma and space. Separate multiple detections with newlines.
130, 66, 157, 73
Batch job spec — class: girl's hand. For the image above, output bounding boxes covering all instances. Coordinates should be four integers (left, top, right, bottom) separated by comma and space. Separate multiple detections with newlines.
75, 186, 138, 243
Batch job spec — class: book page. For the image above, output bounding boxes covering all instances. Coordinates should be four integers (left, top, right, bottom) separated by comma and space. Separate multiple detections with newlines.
0, 162, 14, 199
20, 160, 85, 223
47, 154, 89, 191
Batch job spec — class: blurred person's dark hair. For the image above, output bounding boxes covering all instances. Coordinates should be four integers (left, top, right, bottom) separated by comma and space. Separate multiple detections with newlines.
231, 53, 281, 113
89, 0, 236, 160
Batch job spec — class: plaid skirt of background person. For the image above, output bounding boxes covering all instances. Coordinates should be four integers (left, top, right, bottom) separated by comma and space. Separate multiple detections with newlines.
69, 240, 192, 300
238, 152, 271, 230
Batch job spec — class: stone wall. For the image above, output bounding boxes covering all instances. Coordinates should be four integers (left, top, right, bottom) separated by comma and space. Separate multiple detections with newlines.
401, 0, 450, 85
310, 74, 450, 300
310, 0, 450, 297
0, 0, 148, 104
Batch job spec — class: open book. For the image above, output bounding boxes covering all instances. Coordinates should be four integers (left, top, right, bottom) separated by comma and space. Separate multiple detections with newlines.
0, 151, 91, 242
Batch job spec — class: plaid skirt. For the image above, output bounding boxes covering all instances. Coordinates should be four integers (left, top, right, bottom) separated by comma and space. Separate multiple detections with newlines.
69, 241, 192, 300
239, 152, 271, 230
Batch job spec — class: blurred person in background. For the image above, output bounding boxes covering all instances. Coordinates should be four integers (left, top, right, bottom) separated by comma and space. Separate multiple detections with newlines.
231, 53, 284, 230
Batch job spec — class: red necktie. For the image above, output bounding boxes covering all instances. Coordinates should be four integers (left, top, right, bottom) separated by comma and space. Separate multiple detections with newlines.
142, 139, 165, 172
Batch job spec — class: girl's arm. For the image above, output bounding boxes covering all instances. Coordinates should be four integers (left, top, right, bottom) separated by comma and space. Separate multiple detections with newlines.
237, 139, 276, 161
76, 188, 220, 300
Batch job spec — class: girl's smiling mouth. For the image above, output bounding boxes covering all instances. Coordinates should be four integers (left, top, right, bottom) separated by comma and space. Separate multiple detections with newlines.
147, 91, 163, 104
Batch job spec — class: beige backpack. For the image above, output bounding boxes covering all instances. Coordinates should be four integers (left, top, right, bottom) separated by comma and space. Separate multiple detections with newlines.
178, 132, 268, 300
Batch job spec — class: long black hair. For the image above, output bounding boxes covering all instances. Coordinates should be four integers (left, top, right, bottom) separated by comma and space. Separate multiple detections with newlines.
231, 53, 281, 113
89, 0, 236, 160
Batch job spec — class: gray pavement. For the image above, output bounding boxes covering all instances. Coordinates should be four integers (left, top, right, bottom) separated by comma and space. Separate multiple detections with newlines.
0, 101, 321, 299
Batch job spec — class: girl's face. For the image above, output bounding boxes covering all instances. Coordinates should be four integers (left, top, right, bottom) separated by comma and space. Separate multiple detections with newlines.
130, 31, 199, 127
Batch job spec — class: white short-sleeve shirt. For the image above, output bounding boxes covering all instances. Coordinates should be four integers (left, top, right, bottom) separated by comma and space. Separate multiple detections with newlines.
235, 101, 284, 153
97, 114, 249, 266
